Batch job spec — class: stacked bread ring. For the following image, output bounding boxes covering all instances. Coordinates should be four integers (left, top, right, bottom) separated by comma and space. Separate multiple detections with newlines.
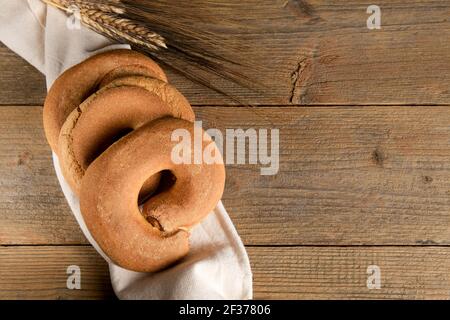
43, 50, 225, 272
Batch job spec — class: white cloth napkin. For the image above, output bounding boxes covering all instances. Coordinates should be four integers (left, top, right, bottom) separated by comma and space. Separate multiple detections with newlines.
0, 0, 252, 300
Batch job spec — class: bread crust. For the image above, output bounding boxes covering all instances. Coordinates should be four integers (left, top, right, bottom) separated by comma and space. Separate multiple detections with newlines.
44, 49, 167, 152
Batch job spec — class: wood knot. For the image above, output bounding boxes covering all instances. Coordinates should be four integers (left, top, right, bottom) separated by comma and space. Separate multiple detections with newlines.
17, 151, 32, 166
422, 175, 433, 184
372, 148, 385, 167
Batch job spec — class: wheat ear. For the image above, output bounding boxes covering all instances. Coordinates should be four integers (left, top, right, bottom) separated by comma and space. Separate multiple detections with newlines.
40, 0, 167, 51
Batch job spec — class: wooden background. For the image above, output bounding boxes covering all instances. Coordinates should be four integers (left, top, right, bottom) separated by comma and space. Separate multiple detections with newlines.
1, 0, 450, 299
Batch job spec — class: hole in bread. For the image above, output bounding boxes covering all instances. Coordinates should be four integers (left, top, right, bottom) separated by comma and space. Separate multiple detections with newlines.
154, 170, 177, 194
84, 127, 134, 167
138, 170, 177, 205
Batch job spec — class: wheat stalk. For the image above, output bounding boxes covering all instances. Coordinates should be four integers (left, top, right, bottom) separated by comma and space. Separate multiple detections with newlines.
39, 0, 266, 106
41, 0, 167, 51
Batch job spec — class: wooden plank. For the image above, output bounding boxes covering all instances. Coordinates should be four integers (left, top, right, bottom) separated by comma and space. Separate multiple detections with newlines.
1, 246, 450, 299
0, 45, 46, 105
4, 0, 450, 105
0, 246, 114, 300
1, 105, 450, 245
202, 106, 450, 245
0, 107, 87, 244
251, 246, 450, 299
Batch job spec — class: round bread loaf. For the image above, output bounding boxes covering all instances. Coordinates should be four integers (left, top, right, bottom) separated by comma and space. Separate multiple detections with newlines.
43, 50, 226, 272
44, 49, 168, 152
58, 76, 195, 197
80, 118, 225, 272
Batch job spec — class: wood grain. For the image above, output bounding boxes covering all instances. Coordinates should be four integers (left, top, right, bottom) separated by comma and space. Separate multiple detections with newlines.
251, 246, 450, 299
1, 105, 450, 246
4, 0, 450, 105
0, 106, 86, 244
2, 246, 450, 300
2, 0, 450, 300
0, 45, 46, 105
0, 246, 114, 300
